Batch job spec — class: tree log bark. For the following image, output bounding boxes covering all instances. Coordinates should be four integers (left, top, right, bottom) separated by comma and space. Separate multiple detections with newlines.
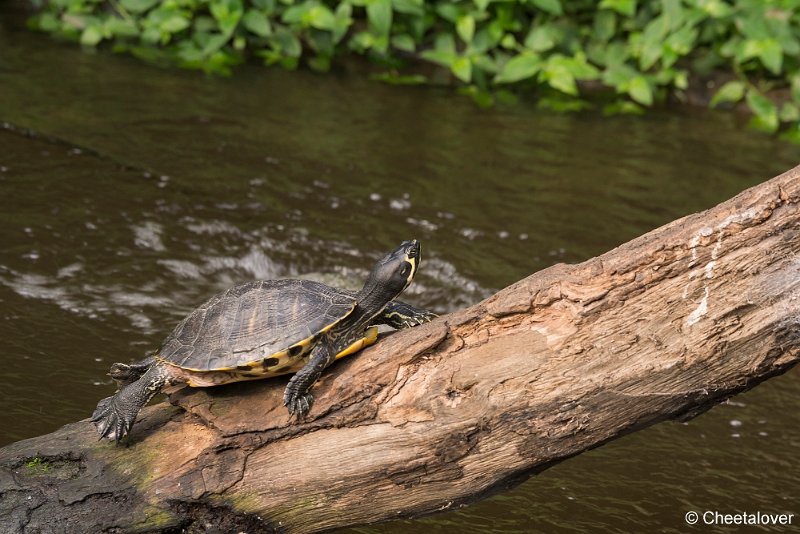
2, 167, 800, 534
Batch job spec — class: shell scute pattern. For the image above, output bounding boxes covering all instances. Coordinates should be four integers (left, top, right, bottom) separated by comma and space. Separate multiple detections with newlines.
159, 280, 356, 372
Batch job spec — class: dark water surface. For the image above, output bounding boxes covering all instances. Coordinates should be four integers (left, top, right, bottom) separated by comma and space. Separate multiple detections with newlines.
1, 2, 799, 532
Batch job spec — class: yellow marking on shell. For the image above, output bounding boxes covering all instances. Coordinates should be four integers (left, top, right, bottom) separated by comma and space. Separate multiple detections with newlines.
334, 326, 379, 361
315, 300, 357, 334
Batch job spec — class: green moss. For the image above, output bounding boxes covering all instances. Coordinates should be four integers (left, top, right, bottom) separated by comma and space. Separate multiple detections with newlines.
92, 438, 160, 490
24, 456, 51, 474
211, 490, 262, 513
126, 506, 178, 532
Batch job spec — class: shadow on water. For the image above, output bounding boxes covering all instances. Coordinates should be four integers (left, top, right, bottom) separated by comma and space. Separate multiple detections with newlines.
1, 1, 799, 532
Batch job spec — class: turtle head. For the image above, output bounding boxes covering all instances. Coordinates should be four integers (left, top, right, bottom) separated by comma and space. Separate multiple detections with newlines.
361, 240, 421, 302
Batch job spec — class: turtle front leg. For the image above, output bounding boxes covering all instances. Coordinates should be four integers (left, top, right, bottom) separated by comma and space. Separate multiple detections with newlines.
283, 337, 337, 419
92, 362, 174, 442
380, 300, 438, 329
109, 355, 156, 387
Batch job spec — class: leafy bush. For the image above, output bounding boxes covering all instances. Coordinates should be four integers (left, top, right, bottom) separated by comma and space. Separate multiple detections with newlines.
28, 0, 800, 137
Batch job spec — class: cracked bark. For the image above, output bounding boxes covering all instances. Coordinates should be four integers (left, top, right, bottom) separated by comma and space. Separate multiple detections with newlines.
2, 167, 800, 534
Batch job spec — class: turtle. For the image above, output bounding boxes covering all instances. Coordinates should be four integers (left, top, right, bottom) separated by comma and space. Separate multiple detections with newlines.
92, 240, 434, 441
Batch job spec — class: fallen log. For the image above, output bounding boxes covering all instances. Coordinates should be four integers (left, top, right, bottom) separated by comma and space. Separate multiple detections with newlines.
1, 166, 799, 534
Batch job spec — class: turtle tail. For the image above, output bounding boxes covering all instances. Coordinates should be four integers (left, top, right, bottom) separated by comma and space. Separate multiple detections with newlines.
92, 362, 173, 443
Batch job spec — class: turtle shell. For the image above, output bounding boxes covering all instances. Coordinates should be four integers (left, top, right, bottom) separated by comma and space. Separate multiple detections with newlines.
158, 279, 357, 372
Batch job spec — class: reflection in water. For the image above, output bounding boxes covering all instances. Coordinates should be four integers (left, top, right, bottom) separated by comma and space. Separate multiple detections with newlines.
1, 2, 799, 532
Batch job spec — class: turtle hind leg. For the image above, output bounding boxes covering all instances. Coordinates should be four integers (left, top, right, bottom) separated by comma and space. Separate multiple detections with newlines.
109, 355, 156, 387
92, 363, 173, 443
380, 300, 438, 329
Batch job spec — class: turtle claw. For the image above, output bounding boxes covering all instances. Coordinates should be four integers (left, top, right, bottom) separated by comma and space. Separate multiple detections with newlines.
91, 395, 134, 443
404, 310, 438, 327
284, 391, 314, 419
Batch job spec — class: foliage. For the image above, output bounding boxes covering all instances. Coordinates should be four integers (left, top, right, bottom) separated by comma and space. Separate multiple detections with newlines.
25, 457, 51, 473
27, 0, 800, 135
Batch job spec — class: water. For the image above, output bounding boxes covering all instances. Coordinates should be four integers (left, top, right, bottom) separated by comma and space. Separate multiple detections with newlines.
1, 2, 799, 532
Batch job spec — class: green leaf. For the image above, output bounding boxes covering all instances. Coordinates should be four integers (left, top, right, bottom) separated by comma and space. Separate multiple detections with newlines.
119, 0, 159, 14
494, 53, 541, 83
698, 0, 732, 18
435, 3, 461, 23
251, 0, 276, 12
501, 34, 516, 49
779, 102, 800, 123
332, 2, 352, 42
472, 29, 500, 53
433, 32, 456, 54
602, 63, 638, 88
665, 25, 698, 57
210, 0, 244, 35
451, 56, 472, 82
709, 80, 745, 107
599, 0, 635, 17
628, 76, 652, 106
194, 16, 217, 33
790, 71, 800, 103
524, 25, 556, 52
372, 34, 389, 53
456, 15, 475, 44
593, 10, 616, 42
349, 30, 375, 51
759, 39, 782, 74
673, 70, 688, 90
543, 63, 577, 95
638, 15, 669, 70
531, 0, 562, 15
308, 5, 336, 30
307, 28, 334, 54
661, 0, 682, 28
472, 53, 497, 73
104, 18, 139, 38
366, 0, 392, 36
420, 49, 457, 67
80, 25, 103, 46
281, 4, 304, 24
391, 34, 415, 52
271, 26, 302, 57
392, 0, 424, 16
34, 12, 60, 32
140, 27, 160, 44
202, 32, 231, 55
161, 15, 189, 34
242, 9, 272, 36
600, 41, 628, 67
745, 89, 778, 133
